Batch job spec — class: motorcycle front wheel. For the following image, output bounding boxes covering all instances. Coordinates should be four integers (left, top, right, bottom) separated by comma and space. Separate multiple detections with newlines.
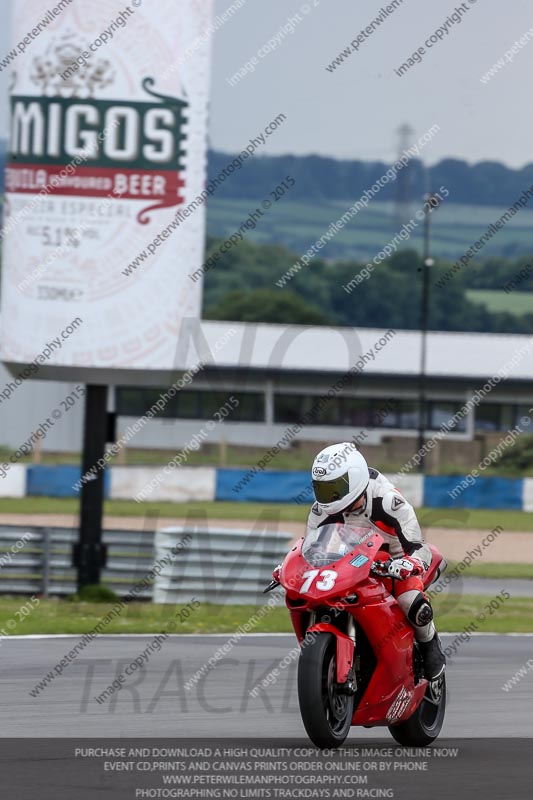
388, 673, 446, 746
297, 632, 354, 748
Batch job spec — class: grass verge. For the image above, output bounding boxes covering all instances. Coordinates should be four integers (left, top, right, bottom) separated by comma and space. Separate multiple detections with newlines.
0, 595, 532, 635
1, 498, 533, 532
454, 563, 533, 580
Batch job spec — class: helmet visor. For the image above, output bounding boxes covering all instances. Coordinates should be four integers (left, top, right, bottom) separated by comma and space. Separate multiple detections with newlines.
312, 472, 350, 505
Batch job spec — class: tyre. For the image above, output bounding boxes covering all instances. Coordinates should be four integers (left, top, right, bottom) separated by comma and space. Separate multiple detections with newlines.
297, 632, 354, 749
388, 673, 446, 746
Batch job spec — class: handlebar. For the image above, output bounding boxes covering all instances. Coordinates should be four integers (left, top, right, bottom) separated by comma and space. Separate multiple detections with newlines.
370, 558, 393, 577
266, 557, 408, 592
371, 558, 417, 581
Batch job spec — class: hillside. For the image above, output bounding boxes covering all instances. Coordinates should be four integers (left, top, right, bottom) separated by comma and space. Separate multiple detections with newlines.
3, 143, 533, 261
207, 151, 533, 208
201, 240, 533, 335
206, 197, 533, 263
3, 143, 533, 210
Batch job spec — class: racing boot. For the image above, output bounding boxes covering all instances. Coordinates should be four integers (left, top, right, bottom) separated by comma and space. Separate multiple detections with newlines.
418, 633, 446, 680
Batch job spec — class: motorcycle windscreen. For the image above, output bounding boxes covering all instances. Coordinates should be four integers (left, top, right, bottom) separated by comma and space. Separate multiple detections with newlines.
302, 521, 377, 567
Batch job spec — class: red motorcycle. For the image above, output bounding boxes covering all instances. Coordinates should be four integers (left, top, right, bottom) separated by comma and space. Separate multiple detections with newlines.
265, 520, 447, 748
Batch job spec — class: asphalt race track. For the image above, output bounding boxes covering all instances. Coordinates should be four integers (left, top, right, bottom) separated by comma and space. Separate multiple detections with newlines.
1, 634, 532, 739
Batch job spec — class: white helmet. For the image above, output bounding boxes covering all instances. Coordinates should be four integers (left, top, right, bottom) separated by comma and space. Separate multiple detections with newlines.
311, 443, 369, 515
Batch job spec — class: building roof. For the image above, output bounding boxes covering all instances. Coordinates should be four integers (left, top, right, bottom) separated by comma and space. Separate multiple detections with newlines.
199, 321, 533, 382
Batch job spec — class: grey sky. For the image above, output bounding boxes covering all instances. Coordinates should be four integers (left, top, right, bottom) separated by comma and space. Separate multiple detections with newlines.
1, 0, 533, 167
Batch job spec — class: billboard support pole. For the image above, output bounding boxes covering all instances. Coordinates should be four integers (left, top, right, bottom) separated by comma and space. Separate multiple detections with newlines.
77, 385, 108, 590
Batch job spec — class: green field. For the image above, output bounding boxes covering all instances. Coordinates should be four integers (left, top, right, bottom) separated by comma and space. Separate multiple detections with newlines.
0, 594, 530, 635
0, 497, 310, 522
207, 198, 533, 263
458, 562, 533, 579
467, 288, 533, 315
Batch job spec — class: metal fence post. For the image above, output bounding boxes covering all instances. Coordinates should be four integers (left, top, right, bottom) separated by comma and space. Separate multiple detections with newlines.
42, 528, 50, 598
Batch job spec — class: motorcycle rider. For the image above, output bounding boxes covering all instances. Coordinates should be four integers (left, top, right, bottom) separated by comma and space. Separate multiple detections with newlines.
306, 442, 446, 681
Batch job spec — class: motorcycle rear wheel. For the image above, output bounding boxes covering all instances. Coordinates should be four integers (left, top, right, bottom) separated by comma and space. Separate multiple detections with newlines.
388, 673, 446, 746
298, 632, 354, 749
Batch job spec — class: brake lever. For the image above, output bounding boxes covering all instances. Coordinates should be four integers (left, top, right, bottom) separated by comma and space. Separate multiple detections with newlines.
263, 580, 281, 594
371, 558, 392, 577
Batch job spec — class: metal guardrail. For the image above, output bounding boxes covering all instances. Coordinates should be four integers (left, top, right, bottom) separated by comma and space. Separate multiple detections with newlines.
0, 526, 155, 597
154, 526, 292, 605
0, 525, 293, 603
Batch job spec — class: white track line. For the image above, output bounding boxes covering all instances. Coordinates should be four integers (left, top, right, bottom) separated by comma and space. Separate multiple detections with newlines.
5, 632, 533, 640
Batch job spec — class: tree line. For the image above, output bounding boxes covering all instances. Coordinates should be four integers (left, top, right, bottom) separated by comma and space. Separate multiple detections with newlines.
2, 146, 533, 206
203, 238, 533, 334
207, 151, 533, 207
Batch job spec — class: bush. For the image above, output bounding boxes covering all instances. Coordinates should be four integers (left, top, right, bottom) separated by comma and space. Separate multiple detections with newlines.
496, 435, 533, 473
72, 584, 119, 603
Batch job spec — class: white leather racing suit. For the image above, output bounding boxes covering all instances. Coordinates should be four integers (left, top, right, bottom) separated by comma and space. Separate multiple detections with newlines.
307, 468, 436, 643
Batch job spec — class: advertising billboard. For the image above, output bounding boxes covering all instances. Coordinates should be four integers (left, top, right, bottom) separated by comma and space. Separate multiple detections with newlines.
0, 0, 213, 377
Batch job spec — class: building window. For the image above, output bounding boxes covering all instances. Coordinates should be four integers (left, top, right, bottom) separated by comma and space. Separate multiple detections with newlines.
225, 392, 265, 422
116, 389, 265, 422
274, 394, 341, 425
272, 395, 479, 433
427, 402, 467, 432
341, 398, 373, 427
116, 388, 177, 419
474, 404, 504, 432
274, 395, 420, 429
397, 401, 420, 429
514, 405, 533, 432
370, 400, 421, 429
274, 394, 308, 424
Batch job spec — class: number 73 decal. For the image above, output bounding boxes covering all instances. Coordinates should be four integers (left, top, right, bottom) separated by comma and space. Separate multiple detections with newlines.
299, 569, 338, 593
